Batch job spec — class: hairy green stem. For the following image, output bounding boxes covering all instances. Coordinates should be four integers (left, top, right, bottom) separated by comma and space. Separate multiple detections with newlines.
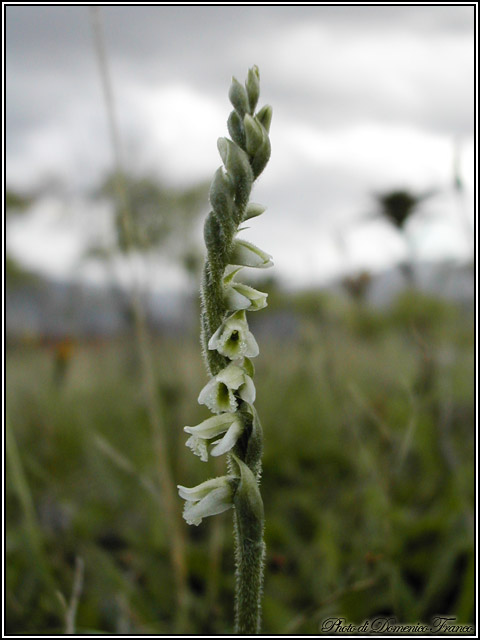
235, 534, 266, 634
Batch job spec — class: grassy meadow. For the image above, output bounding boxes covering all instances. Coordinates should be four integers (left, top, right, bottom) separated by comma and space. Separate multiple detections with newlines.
6, 287, 475, 634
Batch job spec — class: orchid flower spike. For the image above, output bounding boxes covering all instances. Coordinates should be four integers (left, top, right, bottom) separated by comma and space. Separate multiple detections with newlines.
181, 66, 272, 634
184, 412, 244, 461
177, 476, 236, 526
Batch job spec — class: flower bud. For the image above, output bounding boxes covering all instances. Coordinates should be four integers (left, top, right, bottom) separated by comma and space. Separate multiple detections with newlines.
228, 110, 246, 149
244, 114, 264, 156
255, 104, 273, 134
246, 65, 260, 113
229, 76, 249, 118
217, 138, 253, 215
251, 135, 271, 179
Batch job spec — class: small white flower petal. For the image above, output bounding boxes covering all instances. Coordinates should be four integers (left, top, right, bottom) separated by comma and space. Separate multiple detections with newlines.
182, 486, 233, 526
199, 379, 237, 413
184, 413, 238, 439
239, 375, 256, 405
197, 377, 218, 406
243, 331, 259, 358
224, 286, 251, 311
227, 283, 268, 311
184, 413, 242, 461
177, 476, 229, 501
207, 325, 222, 349
182, 501, 203, 526
210, 419, 244, 457
217, 363, 245, 390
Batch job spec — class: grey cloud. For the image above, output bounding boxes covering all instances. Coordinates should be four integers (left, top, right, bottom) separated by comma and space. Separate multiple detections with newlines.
7, 4, 474, 150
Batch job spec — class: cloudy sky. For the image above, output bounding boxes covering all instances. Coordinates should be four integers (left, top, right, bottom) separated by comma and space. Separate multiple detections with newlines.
6, 5, 475, 291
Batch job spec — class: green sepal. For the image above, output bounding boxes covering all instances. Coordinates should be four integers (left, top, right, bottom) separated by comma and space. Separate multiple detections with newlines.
217, 138, 253, 217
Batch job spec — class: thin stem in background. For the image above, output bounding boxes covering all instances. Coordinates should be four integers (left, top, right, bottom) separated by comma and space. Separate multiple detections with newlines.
6, 414, 57, 593
65, 556, 85, 635
89, 7, 188, 629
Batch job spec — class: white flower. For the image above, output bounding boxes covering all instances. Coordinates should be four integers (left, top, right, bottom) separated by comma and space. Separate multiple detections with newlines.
198, 362, 256, 414
223, 267, 268, 312
230, 239, 273, 269
225, 282, 268, 311
177, 476, 235, 526
208, 310, 259, 359
184, 413, 244, 461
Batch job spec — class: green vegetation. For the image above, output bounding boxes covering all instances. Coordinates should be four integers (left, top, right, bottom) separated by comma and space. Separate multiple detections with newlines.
6, 289, 474, 634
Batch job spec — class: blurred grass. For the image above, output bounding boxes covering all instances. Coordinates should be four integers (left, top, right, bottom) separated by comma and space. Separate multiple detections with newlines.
5, 289, 474, 634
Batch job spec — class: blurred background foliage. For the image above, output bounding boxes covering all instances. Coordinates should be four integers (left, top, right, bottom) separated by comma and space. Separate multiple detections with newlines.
93, 172, 208, 263
6, 201, 474, 632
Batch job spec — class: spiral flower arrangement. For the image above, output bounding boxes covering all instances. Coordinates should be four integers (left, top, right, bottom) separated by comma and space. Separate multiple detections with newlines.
177, 66, 272, 634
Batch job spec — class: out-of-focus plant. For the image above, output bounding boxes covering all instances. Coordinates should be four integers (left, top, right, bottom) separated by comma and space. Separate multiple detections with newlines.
94, 173, 208, 269
373, 189, 433, 286
341, 270, 372, 304
90, 7, 189, 628
178, 66, 273, 634
6, 188, 34, 214
6, 188, 39, 287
